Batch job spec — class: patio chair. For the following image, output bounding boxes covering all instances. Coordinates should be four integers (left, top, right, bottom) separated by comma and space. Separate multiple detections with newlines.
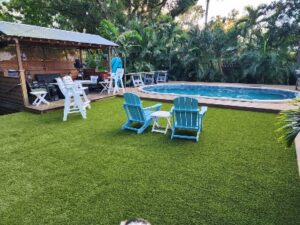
122, 93, 162, 134
55, 77, 67, 97
171, 96, 208, 142
26, 75, 49, 104
109, 68, 125, 94
99, 78, 110, 94
35, 74, 61, 100
144, 72, 155, 85
62, 76, 90, 107
63, 76, 83, 90
131, 73, 145, 87
88, 75, 100, 91
156, 71, 168, 83
63, 83, 89, 121
61, 76, 91, 121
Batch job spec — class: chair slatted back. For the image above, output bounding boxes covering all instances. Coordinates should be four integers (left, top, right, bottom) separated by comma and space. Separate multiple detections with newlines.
173, 97, 199, 128
62, 76, 74, 86
123, 93, 146, 122
156, 71, 167, 83
90, 76, 99, 84
132, 73, 144, 87
55, 77, 67, 97
144, 73, 154, 84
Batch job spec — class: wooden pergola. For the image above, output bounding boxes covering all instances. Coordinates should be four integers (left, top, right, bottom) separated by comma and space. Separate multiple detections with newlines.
0, 21, 118, 110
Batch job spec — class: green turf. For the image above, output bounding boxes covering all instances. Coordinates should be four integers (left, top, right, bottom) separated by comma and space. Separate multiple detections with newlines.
0, 97, 299, 225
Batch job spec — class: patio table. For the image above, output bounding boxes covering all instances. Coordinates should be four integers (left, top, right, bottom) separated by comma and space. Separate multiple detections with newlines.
151, 111, 172, 135
30, 90, 49, 106
74, 80, 93, 85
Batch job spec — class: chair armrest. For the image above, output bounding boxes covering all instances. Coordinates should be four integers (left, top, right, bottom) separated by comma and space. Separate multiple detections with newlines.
144, 103, 162, 111
199, 106, 208, 116
75, 83, 84, 89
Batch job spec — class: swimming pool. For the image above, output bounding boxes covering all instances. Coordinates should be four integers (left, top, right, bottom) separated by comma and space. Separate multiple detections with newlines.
140, 84, 299, 101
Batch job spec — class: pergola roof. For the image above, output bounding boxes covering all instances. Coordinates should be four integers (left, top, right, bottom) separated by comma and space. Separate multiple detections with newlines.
0, 21, 118, 47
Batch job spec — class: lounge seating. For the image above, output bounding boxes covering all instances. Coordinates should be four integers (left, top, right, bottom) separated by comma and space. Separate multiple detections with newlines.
26, 76, 48, 104
171, 96, 207, 142
35, 74, 61, 100
122, 93, 162, 134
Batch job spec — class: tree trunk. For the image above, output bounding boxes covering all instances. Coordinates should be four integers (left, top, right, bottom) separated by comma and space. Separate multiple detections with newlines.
297, 40, 300, 64
204, 0, 210, 27
127, 0, 131, 17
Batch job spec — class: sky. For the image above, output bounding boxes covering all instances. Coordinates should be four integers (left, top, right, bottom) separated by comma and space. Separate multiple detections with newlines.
198, 0, 273, 22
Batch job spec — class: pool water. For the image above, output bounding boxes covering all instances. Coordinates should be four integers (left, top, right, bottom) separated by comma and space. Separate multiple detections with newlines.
141, 84, 298, 101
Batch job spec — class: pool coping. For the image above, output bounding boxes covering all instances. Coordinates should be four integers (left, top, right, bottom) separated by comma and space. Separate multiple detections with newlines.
119, 82, 299, 113
139, 83, 300, 103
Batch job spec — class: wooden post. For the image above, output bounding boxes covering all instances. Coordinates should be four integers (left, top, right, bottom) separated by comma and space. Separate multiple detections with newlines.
79, 48, 83, 65
108, 46, 112, 74
297, 40, 300, 64
108, 46, 113, 93
42, 46, 46, 70
15, 38, 29, 107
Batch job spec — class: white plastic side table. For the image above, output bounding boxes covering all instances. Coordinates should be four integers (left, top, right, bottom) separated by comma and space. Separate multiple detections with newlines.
151, 111, 171, 134
30, 91, 49, 106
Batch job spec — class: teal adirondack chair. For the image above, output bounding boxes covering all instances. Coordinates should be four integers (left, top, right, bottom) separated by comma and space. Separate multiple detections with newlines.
122, 93, 162, 134
171, 96, 208, 142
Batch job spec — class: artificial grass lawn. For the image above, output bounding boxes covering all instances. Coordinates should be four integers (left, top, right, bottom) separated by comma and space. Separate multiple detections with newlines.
0, 97, 299, 225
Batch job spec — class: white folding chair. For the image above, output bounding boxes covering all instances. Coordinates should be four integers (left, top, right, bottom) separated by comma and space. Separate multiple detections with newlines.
156, 71, 168, 83
132, 73, 144, 87
144, 72, 155, 85
90, 75, 99, 84
99, 78, 110, 94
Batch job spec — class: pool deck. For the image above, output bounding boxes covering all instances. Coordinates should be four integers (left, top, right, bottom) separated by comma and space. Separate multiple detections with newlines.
118, 82, 299, 113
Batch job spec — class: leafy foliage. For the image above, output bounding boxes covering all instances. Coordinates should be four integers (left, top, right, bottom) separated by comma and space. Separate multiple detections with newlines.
278, 109, 300, 147
278, 98, 300, 147
0, 0, 299, 84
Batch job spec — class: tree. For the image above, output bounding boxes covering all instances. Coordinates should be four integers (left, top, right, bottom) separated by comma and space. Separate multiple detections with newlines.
278, 100, 300, 147
0, 0, 125, 32
98, 20, 119, 41
0, 0, 298, 85
176, 4, 204, 28
204, 0, 210, 27
168, 0, 198, 18
120, 0, 198, 20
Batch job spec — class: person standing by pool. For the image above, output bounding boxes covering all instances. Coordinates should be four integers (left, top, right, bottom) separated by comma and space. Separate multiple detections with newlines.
111, 55, 123, 73
109, 54, 124, 93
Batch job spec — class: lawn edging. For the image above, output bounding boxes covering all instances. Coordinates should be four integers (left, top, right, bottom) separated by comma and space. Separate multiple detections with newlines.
294, 134, 300, 176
